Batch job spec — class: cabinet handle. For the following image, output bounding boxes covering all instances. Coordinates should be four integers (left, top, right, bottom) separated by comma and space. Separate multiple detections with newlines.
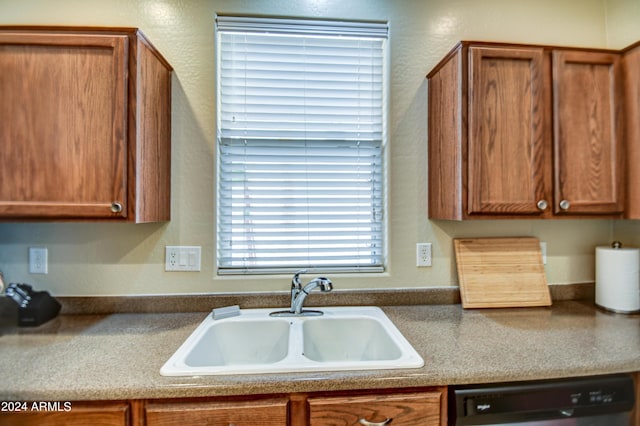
536, 200, 548, 211
110, 202, 123, 213
359, 418, 392, 426
559, 199, 570, 210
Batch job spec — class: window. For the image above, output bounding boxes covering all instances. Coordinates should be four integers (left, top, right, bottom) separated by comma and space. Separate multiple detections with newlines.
216, 16, 388, 275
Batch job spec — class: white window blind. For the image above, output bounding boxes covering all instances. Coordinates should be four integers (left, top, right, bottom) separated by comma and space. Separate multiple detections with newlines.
216, 16, 387, 275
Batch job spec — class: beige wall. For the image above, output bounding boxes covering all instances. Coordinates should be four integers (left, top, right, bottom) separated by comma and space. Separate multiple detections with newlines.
606, 0, 640, 47
0, 0, 637, 296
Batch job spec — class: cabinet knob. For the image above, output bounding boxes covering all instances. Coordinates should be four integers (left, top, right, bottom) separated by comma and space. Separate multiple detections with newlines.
110, 202, 123, 213
536, 200, 548, 211
559, 199, 570, 210
359, 418, 392, 426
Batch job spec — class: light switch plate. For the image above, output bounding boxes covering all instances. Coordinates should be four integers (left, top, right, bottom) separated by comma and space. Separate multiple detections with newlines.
165, 246, 201, 272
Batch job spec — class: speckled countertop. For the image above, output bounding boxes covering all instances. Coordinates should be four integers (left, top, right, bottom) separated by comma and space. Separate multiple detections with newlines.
1, 300, 639, 401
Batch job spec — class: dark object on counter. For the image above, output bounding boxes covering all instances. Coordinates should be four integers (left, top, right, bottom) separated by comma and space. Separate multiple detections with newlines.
6, 283, 61, 326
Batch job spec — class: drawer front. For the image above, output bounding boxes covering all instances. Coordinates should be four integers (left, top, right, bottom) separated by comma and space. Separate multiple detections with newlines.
0, 401, 129, 426
145, 397, 289, 426
308, 391, 442, 426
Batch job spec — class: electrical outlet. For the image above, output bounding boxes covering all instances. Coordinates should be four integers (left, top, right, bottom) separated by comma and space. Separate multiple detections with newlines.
540, 241, 547, 265
29, 247, 48, 274
165, 246, 201, 272
416, 243, 432, 267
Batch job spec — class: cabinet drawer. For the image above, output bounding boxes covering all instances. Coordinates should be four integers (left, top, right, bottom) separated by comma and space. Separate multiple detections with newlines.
145, 397, 289, 426
0, 401, 130, 426
307, 391, 442, 426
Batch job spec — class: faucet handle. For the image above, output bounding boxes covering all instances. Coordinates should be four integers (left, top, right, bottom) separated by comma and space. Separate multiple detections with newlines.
292, 269, 307, 288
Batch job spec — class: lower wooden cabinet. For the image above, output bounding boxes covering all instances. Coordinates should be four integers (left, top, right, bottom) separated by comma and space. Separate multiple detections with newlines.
144, 390, 445, 426
0, 401, 130, 426
0, 387, 447, 426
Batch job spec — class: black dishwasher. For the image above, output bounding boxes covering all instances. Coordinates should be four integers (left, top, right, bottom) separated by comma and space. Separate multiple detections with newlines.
449, 373, 635, 425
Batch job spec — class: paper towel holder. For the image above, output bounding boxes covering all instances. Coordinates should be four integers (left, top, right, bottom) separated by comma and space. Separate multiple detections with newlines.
595, 241, 640, 314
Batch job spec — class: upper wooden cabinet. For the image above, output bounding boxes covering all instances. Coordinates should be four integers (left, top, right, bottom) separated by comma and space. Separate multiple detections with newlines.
624, 41, 640, 219
427, 41, 624, 220
0, 27, 172, 222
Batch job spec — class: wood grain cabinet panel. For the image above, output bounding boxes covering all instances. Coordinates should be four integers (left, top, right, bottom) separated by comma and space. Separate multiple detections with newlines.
427, 46, 463, 220
307, 391, 444, 426
0, 401, 130, 426
0, 27, 172, 222
427, 41, 625, 220
467, 46, 548, 216
144, 397, 289, 426
552, 50, 624, 215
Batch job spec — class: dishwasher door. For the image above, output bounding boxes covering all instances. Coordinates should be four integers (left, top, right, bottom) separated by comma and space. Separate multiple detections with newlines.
450, 374, 635, 426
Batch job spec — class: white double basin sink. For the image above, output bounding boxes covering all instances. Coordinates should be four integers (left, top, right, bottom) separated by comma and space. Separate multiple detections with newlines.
160, 306, 424, 376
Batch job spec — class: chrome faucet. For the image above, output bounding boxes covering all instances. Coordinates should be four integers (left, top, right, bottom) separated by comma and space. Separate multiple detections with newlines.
290, 269, 306, 312
271, 270, 333, 317
291, 276, 333, 315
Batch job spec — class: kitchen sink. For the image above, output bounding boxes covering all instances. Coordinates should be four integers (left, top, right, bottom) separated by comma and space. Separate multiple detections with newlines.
160, 306, 424, 376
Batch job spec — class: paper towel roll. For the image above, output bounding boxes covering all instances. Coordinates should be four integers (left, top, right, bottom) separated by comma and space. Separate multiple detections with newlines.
595, 246, 640, 313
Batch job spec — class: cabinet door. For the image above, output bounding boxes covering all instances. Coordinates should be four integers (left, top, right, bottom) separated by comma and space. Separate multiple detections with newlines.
0, 401, 130, 426
467, 46, 549, 216
307, 391, 442, 426
0, 32, 129, 219
552, 50, 624, 215
144, 398, 289, 426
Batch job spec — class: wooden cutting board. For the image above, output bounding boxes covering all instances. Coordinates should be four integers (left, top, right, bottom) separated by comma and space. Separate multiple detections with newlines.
453, 237, 551, 308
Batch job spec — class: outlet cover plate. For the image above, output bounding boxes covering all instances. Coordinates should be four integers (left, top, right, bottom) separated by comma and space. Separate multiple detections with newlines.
29, 247, 48, 274
416, 243, 432, 267
166, 246, 201, 272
